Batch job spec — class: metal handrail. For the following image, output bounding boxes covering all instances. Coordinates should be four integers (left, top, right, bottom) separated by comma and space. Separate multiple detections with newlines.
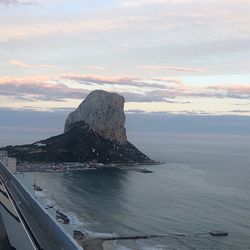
0, 161, 80, 250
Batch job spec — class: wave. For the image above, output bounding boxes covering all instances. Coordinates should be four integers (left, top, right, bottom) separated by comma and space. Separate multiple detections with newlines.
83, 229, 118, 238
35, 188, 117, 238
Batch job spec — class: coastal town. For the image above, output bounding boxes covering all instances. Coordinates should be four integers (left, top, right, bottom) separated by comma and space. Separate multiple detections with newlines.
0, 149, 158, 174
17, 161, 104, 172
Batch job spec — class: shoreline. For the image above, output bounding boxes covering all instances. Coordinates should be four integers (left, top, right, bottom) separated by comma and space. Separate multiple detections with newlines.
17, 166, 231, 250
17, 164, 162, 250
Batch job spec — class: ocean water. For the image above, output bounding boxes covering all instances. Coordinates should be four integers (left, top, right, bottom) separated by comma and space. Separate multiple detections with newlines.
17, 133, 250, 249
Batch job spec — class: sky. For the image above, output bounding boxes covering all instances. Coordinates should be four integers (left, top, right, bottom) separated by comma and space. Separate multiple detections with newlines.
0, 0, 250, 146
0, 0, 249, 115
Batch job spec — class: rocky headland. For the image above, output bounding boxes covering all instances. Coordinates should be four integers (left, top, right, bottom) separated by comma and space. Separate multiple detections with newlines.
3, 90, 153, 165
65, 90, 127, 144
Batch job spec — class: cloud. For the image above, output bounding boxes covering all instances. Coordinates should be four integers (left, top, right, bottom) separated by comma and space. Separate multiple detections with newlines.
119, 91, 190, 103
0, 75, 250, 109
0, 76, 169, 103
152, 78, 188, 91
148, 82, 250, 100
117, 91, 167, 102
139, 65, 206, 73
0, 76, 175, 104
0, 77, 88, 101
126, 109, 211, 116
236, 103, 250, 106
0, 0, 37, 5
10, 60, 57, 69
61, 74, 167, 89
230, 110, 250, 113
207, 85, 250, 99
86, 66, 106, 71
0, 74, 190, 104
0, 16, 144, 42
126, 109, 147, 114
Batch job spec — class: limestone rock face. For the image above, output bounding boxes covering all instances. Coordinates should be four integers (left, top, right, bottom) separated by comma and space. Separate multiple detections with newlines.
64, 90, 127, 144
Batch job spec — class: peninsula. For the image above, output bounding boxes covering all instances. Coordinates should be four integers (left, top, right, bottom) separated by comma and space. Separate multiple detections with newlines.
2, 90, 153, 166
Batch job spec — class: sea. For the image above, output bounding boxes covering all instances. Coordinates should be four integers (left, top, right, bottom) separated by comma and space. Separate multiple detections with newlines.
17, 133, 250, 249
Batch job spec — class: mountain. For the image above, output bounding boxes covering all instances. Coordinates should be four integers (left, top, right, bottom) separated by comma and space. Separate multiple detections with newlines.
3, 90, 153, 164
65, 90, 127, 144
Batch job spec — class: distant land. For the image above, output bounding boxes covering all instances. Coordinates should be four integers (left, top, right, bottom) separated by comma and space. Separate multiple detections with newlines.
2, 90, 153, 165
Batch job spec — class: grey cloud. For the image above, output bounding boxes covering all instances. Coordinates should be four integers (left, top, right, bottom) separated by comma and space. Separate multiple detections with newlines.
0, 80, 88, 101
62, 75, 167, 89
126, 110, 211, 116
230, 110, 250, 113
236, 103, 250, 106
0, 76, 249, 106
126, 109, 146, 114
117, 91, 180, 102
0, 78, 168, 103
147, 83, 250, 100
117, 90, 191, 103
206, 85, 250, 99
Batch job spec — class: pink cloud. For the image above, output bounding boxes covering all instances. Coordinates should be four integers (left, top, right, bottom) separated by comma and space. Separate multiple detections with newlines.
61, 74, 167, 89
10, 60, 57, 69
139, 65, 206, 73
0, 77, 88, 101
152, 77, 189, 91
0, 75, 249, 106
208, 84, 250, 93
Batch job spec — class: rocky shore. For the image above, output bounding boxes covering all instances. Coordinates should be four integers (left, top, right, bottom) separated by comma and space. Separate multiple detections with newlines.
56, 210, 70, 224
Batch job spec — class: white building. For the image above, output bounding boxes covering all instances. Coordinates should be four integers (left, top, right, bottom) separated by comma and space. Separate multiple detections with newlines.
34, 143, 46, 147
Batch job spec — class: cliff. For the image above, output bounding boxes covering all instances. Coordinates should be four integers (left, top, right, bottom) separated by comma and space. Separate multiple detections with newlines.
65, 90, 127, 144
